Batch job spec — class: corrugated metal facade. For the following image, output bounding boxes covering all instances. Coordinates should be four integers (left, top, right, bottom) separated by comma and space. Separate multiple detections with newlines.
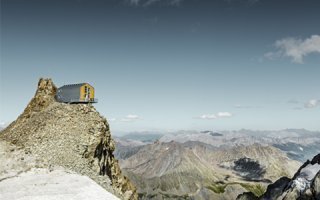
55, 83, 97, 103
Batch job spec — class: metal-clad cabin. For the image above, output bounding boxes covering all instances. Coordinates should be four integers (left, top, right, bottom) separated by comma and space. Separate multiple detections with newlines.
55, 83, 98, 103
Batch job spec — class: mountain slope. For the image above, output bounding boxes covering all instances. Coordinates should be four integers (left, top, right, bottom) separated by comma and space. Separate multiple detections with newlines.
0, 78, 137, 200
119, 140, 300, 199
160, 130, 320, 156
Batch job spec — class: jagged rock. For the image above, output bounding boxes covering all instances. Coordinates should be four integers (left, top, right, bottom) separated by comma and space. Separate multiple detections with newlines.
236, 192, 258, 200
237, 154, 320, 200
0, 78, 137, 200
280, 154, 320, 200
260, 177, 291, 200
311, 155, 320, 164
311, 171, 320, 199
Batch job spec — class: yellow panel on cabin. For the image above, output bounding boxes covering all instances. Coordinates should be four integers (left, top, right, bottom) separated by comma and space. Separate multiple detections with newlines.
80, 83, 95, 101
80, 85, 85, 101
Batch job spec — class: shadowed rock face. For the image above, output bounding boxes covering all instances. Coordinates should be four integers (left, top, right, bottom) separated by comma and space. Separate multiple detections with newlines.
236, 192, 259, 200
0, 78, 137, 200
237, 153, 320, 200
312, 171, 320, 199
210, 132, 223, 136
260, 177, 291, 200
233, 158, 266, 180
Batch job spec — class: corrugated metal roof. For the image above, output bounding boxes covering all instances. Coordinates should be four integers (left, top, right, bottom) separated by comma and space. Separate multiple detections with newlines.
58, 83, 90, 90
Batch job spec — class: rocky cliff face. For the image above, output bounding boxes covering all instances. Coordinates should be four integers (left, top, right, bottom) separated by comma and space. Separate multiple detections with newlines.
237, 153, 320, 200
0, 78, 137, 200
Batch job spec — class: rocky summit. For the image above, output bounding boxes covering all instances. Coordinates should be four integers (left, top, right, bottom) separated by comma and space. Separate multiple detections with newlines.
0, 78, 137, 200
237, 153, 320, 200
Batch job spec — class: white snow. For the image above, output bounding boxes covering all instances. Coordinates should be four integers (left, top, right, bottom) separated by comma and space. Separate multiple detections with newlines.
299, 163, 320, 181
292, 177, 309, 191
292, 163, 320, 192
0, 168, 120, 200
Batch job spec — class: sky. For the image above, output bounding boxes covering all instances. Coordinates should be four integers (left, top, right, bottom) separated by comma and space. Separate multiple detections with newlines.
1, 0, 320, 133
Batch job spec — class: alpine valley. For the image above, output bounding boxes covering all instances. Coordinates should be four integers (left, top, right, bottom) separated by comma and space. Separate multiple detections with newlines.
114, 130, 320, 200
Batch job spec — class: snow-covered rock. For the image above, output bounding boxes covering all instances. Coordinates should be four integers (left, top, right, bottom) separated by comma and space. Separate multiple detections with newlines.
0, 168, 120, 200
237, 153, 320, 200
292, 163, 320, 192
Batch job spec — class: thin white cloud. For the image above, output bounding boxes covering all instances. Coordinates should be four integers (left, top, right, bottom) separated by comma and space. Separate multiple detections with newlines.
234, 104, 251, 109
287, 99, 301, 104
127, 0, 183, 6
0, 121, 9, 130
197, 112, 233, 120
120, 114, 141, 122
108, 118, 117, 122
199, 114, 217, 120
265, 35, 320, 64
234, 104, 262, 109
217, 112, 233, 118
304, 99, 320, 109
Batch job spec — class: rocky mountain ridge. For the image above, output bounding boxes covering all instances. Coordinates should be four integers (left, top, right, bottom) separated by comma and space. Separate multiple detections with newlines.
237, 153, 320, 200
118, 139, 300, 199
0, 78, 137, 200
121, 129, 320, 162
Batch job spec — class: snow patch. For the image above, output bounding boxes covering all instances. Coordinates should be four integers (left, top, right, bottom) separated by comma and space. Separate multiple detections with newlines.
299, 163, 320, 181
292, 163, 320, 192
0, 168, 120, 200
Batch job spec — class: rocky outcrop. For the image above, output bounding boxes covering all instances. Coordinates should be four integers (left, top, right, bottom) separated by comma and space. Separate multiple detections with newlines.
237, 154, 320, 200
0, 78, 137, 200
236, 192, 259, 200
260, 177, 291, 200
312, 171, 320, 199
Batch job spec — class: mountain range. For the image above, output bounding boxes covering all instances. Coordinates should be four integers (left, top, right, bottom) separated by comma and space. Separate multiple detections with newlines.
114, 129, 320, 199
1, 78, 319, 200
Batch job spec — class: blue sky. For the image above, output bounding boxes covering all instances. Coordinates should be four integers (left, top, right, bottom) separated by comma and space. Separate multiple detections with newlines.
1, 0, 320, 132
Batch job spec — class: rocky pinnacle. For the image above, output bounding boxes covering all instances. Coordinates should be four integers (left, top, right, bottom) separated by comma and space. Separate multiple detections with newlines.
0, 78, 138, 200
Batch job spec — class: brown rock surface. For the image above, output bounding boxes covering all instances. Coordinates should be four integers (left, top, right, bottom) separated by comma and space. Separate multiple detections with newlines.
0, 78, 137, 200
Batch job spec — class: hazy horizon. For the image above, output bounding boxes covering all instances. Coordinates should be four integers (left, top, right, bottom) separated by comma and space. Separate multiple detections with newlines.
1, 0, 320, 132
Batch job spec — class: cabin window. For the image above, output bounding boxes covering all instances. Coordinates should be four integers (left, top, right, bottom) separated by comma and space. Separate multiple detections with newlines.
84, 86, 87, 98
